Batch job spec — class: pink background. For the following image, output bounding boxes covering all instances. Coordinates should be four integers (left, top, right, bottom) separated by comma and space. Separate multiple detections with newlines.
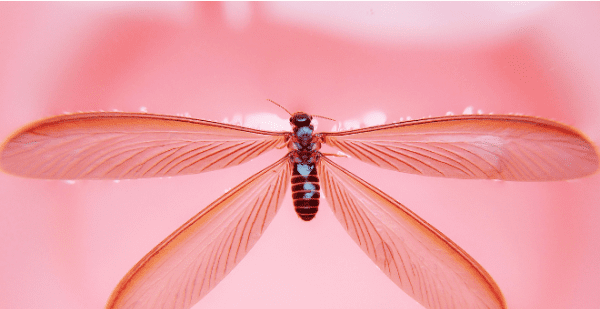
1, 3, 599, 309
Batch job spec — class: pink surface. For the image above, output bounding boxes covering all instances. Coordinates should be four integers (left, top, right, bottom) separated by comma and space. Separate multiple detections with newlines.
1, 2, 599, 309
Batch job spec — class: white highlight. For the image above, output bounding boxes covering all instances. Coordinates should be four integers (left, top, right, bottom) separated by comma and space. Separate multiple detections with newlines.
330, 123, 342, 132
446, 111, 454, 116
337, 151, 350, 158
227, 114, 243, 126
363, 111, 386, 127
64, 180, 76, 185
343, 119, 361, 130
311, 118, 319, 131
140, 106, 148, 113
463, 106, 474, 114
176, 112, 192, 118
244, 113, 290, 131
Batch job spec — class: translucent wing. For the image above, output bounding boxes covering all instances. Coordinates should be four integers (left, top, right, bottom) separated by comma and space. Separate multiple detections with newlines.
323, 115, 599, 181
318, 156, 506, 309
107, 155, 291, 309
0, 112, 287, 179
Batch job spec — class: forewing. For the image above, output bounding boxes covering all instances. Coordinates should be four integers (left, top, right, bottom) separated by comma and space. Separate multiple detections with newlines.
0, 112, 287, 179
323, 115, 599, 181
318, 156, 506, 309
107, 155, 291, 309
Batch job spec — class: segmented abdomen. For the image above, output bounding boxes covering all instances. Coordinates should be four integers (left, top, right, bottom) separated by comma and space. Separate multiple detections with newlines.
291, 162, 320, 221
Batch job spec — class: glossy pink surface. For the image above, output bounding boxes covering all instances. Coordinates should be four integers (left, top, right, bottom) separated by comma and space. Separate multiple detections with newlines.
1, 3, 599, 309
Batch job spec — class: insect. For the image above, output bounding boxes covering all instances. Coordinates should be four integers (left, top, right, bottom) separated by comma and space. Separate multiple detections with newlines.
0, 107, 598, 309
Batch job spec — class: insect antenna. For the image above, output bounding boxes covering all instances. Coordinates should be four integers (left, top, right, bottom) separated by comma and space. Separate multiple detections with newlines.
266, 99, 292, 116
266, 99, 336, 122
313, 114, 337, 122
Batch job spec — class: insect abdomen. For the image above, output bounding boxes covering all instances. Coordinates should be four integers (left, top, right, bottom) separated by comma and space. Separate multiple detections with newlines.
291, 162, 320, 221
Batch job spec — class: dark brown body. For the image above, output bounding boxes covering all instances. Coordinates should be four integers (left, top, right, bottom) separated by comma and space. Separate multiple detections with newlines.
287, 113, 321, 221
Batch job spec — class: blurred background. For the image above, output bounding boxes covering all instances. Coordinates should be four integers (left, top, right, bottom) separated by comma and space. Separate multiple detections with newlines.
1, 2, 599, 309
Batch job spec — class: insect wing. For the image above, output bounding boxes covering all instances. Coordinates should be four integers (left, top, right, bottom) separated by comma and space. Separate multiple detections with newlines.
323, 115, 599, 181
107, 156, 291, 309
0, 112, 287, 179
318, 156, 506, 309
